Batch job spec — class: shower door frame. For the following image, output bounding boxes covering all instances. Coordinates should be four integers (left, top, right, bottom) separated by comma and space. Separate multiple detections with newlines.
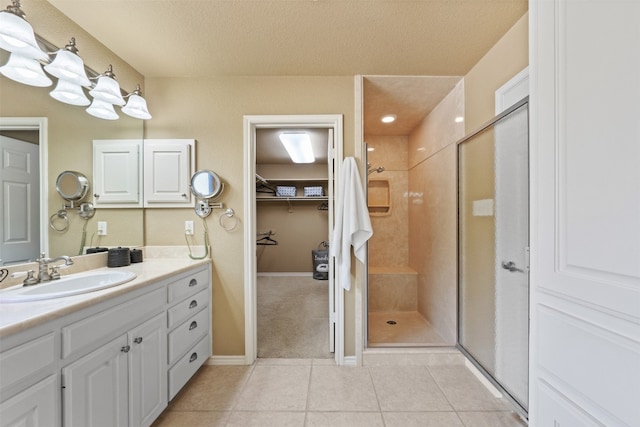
456, 96, 530, 417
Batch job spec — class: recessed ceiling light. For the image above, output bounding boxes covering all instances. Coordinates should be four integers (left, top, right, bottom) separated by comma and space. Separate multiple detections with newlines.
455, 116, 464, 123
381, 114, 396, 123
367, 147, 375, 152
279, 132, 315, 163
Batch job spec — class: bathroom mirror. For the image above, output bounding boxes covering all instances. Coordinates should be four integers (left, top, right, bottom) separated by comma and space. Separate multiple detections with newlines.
56, 171, 89, 202
1, 71, 144, 261
190, 169, 223, 200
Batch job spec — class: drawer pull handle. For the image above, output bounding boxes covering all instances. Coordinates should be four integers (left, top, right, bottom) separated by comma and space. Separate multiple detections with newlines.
189, 321, 198, 330
189, 300, 198, 309
121, 345, 131, 353
189, 352, 198, 363
188, 279, 198, 287
134, 337, 143, 344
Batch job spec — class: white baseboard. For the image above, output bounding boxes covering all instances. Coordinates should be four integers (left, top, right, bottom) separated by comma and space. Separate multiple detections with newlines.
207, 355, 250, 365
342, 355, 357, 366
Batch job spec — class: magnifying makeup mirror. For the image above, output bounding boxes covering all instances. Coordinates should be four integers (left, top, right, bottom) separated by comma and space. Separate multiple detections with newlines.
56, 170, 89, 202
53, 170, 95, 221
190, 170, 224, 218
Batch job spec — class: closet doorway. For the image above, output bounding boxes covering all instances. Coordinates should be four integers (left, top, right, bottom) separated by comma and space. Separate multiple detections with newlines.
243, 115, 344, 365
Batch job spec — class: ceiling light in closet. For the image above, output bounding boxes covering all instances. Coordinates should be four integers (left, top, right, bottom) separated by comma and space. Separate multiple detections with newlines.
381, 114, 396, 123
279, 132, 315, 164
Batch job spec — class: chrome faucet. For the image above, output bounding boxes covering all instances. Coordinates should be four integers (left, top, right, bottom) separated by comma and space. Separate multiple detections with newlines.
11, 253, 74, 286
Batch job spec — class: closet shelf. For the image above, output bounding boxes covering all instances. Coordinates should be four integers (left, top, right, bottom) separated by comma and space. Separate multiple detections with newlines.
256, 196, 328, 201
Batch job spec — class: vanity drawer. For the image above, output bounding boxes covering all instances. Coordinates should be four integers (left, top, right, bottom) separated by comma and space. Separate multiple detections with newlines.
0, 333, 55, 395
167, 268, 209, 303
62, 287, 165, 359
167, 288, 209, 329
167, 308, 209, 364
168, 336, 210, 401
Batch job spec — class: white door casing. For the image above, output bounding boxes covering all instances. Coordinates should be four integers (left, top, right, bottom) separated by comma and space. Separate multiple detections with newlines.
530, 1, 640, 426
243, 115, 344, 365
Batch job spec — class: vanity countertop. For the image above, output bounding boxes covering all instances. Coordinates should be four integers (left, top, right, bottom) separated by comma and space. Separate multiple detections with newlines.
0, 257, 211, 338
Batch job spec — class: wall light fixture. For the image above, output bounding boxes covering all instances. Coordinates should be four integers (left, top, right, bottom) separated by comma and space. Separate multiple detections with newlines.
0, 0, 151, 120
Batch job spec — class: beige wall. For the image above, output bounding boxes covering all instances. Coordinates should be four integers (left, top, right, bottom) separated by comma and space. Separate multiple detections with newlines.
144, 76, 355, 356
458, 12, 528, 355
464, 13, 529, 133
0, 1, 145, 258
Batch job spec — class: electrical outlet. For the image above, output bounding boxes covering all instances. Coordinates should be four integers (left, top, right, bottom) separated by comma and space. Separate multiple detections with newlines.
185, 220, 194, 235
97, 221, 107, 236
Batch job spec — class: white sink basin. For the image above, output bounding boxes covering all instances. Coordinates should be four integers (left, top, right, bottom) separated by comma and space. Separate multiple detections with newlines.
0, 270, 137, 303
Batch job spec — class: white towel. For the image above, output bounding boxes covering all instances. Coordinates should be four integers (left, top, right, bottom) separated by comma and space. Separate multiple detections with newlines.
331, 157, 373, 291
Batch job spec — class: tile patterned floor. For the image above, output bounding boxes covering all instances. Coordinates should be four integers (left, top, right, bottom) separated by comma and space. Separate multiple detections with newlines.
152, 358, 527, 427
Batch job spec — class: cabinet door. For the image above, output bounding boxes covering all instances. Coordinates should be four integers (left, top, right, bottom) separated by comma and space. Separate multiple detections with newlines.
93, 139, 142, 207
63, 335, 129, 427
128, 313, 167, 427
0, 375, 59, 427
143, 139, 194, 207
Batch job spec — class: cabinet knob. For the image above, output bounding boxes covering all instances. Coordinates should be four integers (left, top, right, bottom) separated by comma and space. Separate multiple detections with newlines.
188, 279, 198, 287
189, 352, 198, 363
181, 193, 187, 198
189, 321, 198, 331
189, 300, 198, 309
121, 345, 131, 353
134, 337, 143, 344
94, 193, 100, 198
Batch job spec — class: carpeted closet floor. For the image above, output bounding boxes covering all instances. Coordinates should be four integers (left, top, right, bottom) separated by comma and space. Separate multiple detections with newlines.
257, 275, 332, 359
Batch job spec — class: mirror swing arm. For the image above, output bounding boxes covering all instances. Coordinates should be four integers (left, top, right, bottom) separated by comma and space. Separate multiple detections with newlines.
50, 171, 96, 233
186, 170, 238, 260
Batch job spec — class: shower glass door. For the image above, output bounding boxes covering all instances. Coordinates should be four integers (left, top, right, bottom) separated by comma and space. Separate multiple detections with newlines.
458, 101, 529, 413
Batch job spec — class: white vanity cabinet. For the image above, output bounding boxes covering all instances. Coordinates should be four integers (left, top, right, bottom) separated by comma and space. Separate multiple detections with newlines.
0, 262, 211, 427
0, 332, 59, 427
92, 138, 195, 209
62, 287, 167, 427
93, 139, 143, 208
165, 268, 212, 400
143, 139, 195, 208
62, 313, 166, 427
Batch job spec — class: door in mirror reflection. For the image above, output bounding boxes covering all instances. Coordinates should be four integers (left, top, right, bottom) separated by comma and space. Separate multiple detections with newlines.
0, 135, 40, 265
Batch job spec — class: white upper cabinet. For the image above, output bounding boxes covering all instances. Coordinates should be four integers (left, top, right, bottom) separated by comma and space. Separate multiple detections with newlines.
93, 139, 195, 208
93, 139, 143, 208
143, 139, 195, 207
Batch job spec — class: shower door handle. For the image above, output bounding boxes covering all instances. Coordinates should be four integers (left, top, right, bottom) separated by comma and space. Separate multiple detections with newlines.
501, 261, 525, 273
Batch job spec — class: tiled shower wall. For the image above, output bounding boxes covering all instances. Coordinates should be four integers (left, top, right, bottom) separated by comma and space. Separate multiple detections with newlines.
365, 135, 409, 268
408, 80, 465, 344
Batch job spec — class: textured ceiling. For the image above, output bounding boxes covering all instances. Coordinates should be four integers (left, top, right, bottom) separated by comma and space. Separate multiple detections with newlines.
45, 0, 527, 135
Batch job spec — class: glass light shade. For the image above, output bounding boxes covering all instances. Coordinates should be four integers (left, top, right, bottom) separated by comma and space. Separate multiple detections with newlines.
44, 49, 91, 86
122, 93, 152, 120
50, 79, 90, 106
0, 52, 51, 87
86, 98, 118, 120
89, 75, 125, 105
0, 10, 47, 60
279, 132, 315, 164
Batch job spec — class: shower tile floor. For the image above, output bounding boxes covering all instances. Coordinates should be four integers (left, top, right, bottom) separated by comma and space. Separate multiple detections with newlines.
152, 358, 527, 427
368, 311, 448, 346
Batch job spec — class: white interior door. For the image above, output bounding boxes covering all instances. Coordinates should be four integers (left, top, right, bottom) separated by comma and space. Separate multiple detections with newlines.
530, 1, 640, 425
327, 128, 336, 353
0, 136, 40, 265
